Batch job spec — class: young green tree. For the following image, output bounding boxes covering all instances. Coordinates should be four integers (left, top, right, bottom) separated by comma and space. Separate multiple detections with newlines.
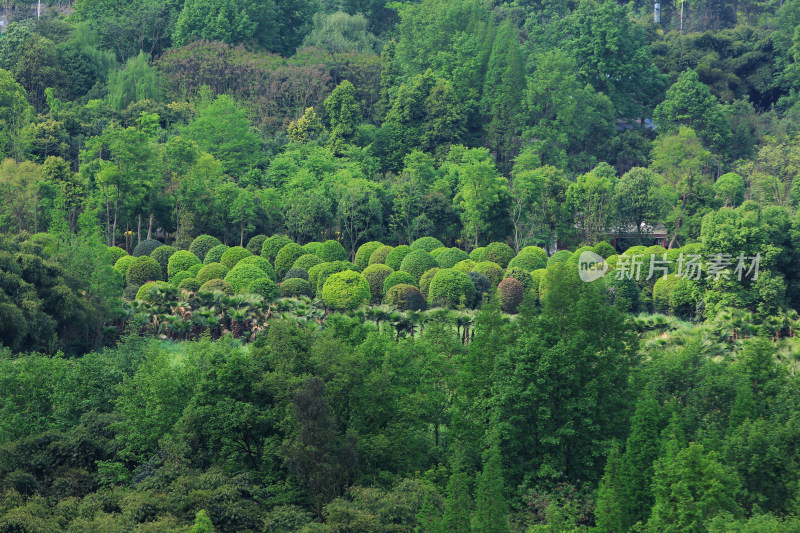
615, 167, 662, 241
472, 439, 509, 533
567, 163, 616, 245
0, 68, 32, 161
441, 451, 473, 533
325, 80, 361, 154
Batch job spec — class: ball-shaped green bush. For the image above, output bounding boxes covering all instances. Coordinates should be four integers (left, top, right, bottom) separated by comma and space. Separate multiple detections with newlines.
280, 278, 314, 298
383, 270, 416, 295
198, 278, 234, 295
106, 246, 128, 265
317, 239, 348, 262
126, 256, 162, 286
133, 239, 163, 257
419, 267, 441, 297
293, 254, 323, 272
468, 271, 491, 306
505, 267, 534, 291
150, 245, 177, 279
508, 253, 547, 272
473, 261, 504, 288
428, 269, 476, 309
246, 234, 268, 256
384, 284, 426, 311
399, 249, 438, 284
196, 263, 230, 285
483, 242, 515, 268
236, 255, 276, 280
171, 270, 193, 287
302, 241, 321, 255
519, 246, 548, 264
453, 259, 476, 273
274, 242, 306, 279
547, 250, 572, 267
385, 245, 412, 270
167, 250, 201, 279
224, 265, 269, 294
261, 235, 293, 263
189, 235, 222, 261
178, 278, 201, 292
315, 261, 359, 294
321, 270, 370, 310
369, 245, 394, 265
114, 255, 137, 277
307, 263, 328, 295
411, 236, 444, 253
469, 247, 486, 262
284, 268, 309, 281
246, 277, 279, 300
362, 264, 393, 303
355, 241, 384, 270
135, 281, 171, 302
652, 274, 682, 314
497, 278, 524, 314
220, 246, 252, 269
188, 263, 203, 276
434, 248, 469, 269
593, 242, 616, 259
204, 244, 229, 265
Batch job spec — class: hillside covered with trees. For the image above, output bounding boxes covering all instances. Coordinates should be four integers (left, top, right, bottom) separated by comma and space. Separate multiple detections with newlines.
3, 0, 800, 530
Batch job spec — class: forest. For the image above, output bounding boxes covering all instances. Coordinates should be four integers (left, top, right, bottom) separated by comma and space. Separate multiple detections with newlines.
3, 0, 800, 530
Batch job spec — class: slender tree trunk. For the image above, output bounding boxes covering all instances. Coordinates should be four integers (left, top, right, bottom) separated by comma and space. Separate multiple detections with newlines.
106, 198, 112, 246
147, 213, 153, 240
33, 193, 38, 233
137, 214, 142, 244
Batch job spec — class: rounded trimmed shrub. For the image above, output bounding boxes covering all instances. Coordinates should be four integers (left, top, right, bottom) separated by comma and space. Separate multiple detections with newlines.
483, 242, 515, 268
280, 278, 313, 298
133, 239, 163, 257
653, 274, 681, 314
430, 247, 446, 259
188, 263, 203, 276
505, 267, 534, 291
317, 239, 348, 262
355, 241, 384, 270
497, 278, 524, 314
246, 277, 279, 300
107, 246, 128, 265
383, 270, 416, 294
114, 255, 137, 276
436, 248, 469, 269
519, 246, 548, 264
246, 234, 268, 256
385, 245, 412, 270
204, 244, 229, 265
453, 259, 476, 273
473, 261, 504, 288
236, 255, 276, 280
369, 245, 394, 265
467, 271, 491, 306
384, 284, 426, 311
308, 263, 328, 294
593, 242, 616, 259
150, 245, 177, 279
428, 269, 476, 309
178, 278, 201, 292
315, 261, 360, 294
198, 278, 234, 295
508, 253, 547, 272
220, 246, 252, 269
419, 267, 441, 297
135, 281, 171, 302
126, 256, 162, 286
196, 263, 230, 285
284, 268, 309, 281
274, 242, 306, 279
167, 250, 201, 279
189, 235, 222, 261
293, 254, 323, 272
547, 250, 572, 266
362, 263, 393, 303
469, 247, 486, 262
224, 265, 269, 294
399, 249, 438, 284
261, 235, 293, 263
530, 269, 547, 304
171, 270, 193, 287
411, 236, 444, 253
302, 241, 321, 254
321, 270, 370, 310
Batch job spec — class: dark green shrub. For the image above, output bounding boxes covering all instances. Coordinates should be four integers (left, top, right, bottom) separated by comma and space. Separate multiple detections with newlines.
385, 245, 411, 270
519, 246, 548, 264
246, 234, 268, 255
355, 241, 384, 270
468, 271, 491, 306
411, 236, 444, 253
530, 269, 547, 304
284, 268, 309, 281
188, 263, 203, 276
178, 278, 201, 292
107, 246, 128, 265
547, 250, 572, 266
428, 269, 476, 309
126, 256, 162, 286
483, 242, 514, 268
171, 270, 193, 287
315, 261, 359, 294
204, 244, 229, 265
419, 267, 441, 297
508, 253, 546, 272
167, 250, 201, 279
607, 276, 641, 312
473, 261, 504, 288
150, 245, 177, 279
369, 245, 394, 265
293, 254, 323, 272
133, 239, 163, 257
196, 263, 230, 285
224, 265, 268, 293
362, 264, 393, 303
114, 255, 136, 276
317, 239, 348, 262
261, 235, 293, 263
436, 248, 469, 269
383, 271, 417, 294
198, 278, 234, 295
453, 259, 476, 273
498, 278, 524, 314
505, 267, 534, 291
469, 247, 486, 262
135, 281, 171, 302
189, 235, 222, 261
246, 277, 279, 300
220, 246, 252, 269
384, 284, 426, 311
593, 242, 616, 258
280, 278, 313, 298
274, 242, 306, 279
399, 249, 438, 284
321, 270, 370, 310
122, 284, 139, 300
236, 255, 276, 280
